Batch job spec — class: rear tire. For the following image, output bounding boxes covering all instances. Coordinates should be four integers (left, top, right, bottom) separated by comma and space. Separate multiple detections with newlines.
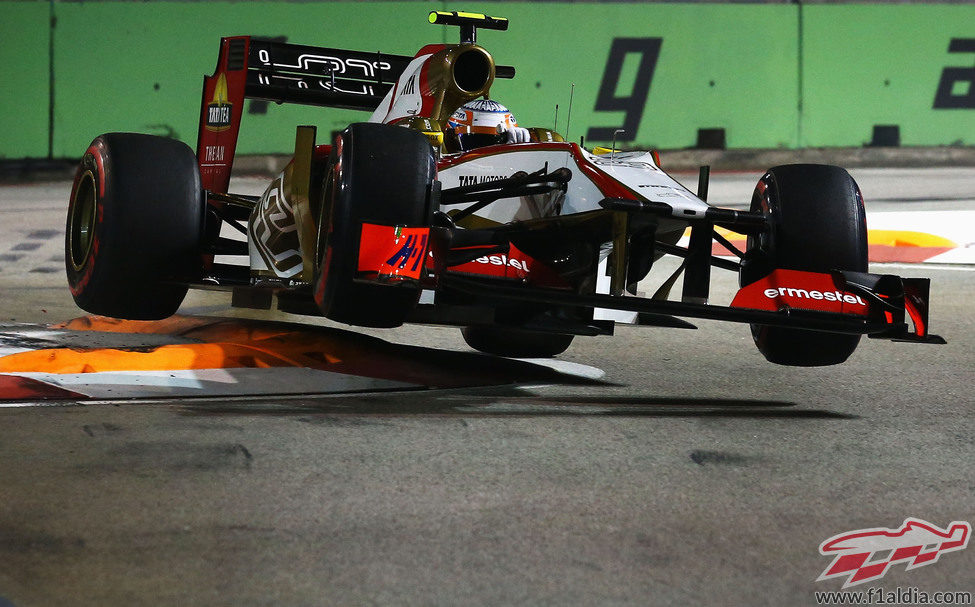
462, 326, 574, 358
314, 123, 437, 328
65, 133, 202, 320
741, 164, 867, 366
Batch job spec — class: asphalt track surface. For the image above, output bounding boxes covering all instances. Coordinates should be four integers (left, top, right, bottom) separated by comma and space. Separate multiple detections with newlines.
0, 170, 973, 606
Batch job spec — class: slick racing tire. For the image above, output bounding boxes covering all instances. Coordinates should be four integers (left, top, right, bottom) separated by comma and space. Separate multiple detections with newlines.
65, 133, 203, 320
740, 164, 868, 366
462, 326, 574, 358
314, 123, 437, 328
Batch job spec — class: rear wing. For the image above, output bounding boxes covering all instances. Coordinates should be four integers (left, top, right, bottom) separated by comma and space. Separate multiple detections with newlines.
196, 32, 516, 193
247, 39, 413, 110
196, 36, 414, 193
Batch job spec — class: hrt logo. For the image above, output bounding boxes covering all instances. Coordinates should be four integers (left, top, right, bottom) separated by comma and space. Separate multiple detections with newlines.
357, 224, 430, 281
816, 518, 970, 588
385, 231, 427, 274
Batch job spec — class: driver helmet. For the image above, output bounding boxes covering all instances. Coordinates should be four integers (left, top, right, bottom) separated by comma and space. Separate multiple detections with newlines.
448, 99, 518, 150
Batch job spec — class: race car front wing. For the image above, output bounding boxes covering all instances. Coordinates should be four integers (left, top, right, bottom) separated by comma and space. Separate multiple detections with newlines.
435, 270, 944, 343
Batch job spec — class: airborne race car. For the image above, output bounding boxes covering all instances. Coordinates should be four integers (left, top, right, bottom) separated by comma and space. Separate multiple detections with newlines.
65, 11, 944, 365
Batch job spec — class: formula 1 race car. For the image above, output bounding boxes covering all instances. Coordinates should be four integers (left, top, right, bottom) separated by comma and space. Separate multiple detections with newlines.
65, 11, 944, 365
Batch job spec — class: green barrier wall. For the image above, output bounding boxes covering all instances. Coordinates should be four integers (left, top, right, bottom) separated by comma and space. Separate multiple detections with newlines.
51, 1, 438, 158
0, 2, 51, 158
802, 5, 975, 147
2, 1, 974, 159
454, 2, 798, 149
49, 1, 796, 156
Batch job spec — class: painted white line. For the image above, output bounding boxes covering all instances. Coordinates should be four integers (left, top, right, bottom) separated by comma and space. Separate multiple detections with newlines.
867, 211, 975, 245
871, 263, 975, 272
0, 401, 83, 408
11, 367, 420, 399
512, 359, 606, 380
924, 247, 975, 265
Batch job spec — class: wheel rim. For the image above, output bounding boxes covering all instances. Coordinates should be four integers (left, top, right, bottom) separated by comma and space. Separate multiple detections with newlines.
69, 171, 97, 271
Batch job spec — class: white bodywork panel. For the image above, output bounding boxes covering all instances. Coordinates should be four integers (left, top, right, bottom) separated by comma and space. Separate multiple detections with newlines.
436, 144, 709, 324
437, 145, 709, 227
368, 54, 432, 124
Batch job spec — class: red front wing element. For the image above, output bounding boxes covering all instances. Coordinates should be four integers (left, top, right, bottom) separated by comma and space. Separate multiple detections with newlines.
445, 244, 571, 288
357, 224, 573, 290
357, 224, 430, 282
731, 269, 871, 316
902, 278, 934, 339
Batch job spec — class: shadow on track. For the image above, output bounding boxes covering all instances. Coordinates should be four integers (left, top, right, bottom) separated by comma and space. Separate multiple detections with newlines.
2, 315, 856, 419
178, 389, 857, 420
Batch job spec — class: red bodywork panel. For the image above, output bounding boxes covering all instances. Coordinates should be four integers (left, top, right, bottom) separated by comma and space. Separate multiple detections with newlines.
357, 224, 570, 289
196, 36, 249, 194
357, 224, 430, 281
448, 244, 533, 281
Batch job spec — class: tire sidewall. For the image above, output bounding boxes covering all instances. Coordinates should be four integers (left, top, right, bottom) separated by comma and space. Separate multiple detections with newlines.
66, 145, 108, 302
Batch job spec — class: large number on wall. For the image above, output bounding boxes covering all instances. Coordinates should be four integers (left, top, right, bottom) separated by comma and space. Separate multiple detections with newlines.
933, 38, 975, 109
586, 38, 663, 142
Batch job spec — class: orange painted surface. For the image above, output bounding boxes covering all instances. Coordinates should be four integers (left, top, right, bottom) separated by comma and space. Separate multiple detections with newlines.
694, 228, 957, 263
867, 230, 955, 249
0, 342, 317, 374
2, 315, 558, 389
0, 314, 346, 374
55, 315, 230, 335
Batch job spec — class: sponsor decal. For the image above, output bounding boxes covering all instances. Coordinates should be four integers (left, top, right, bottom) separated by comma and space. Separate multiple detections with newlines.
590, 157, 656, 170
762, 287, 866, 306
731, 269, 870, 316
203, 145, 226, 163
253, 46, 393, 79
254, 70, 381, 98
357, 224, 430, 281
458, 175, 507, 187
449, 244, 533, 280
473, 253, 530, 273
205, 73, 233, 132
384, 229, 427, 274
816, 518, 970, 588
402, 74, 416, 96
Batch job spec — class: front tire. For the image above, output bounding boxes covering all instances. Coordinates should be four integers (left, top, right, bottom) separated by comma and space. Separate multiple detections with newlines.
462, 326, 574, 358
314, 123, 437, 328
65, 133, 203, 320
741, 164, 868, 366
